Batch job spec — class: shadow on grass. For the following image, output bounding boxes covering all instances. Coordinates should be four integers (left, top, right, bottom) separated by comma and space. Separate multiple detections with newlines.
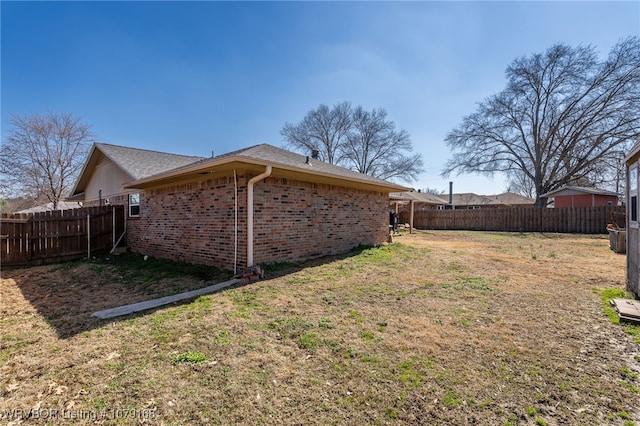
5, 246, 374, 339
4, 253, 234, 339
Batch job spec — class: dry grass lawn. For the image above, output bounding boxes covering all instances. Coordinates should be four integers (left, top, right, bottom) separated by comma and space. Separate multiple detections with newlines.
1, 230, 640, 425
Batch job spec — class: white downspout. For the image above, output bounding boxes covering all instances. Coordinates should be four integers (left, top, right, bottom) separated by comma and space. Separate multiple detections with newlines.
247, 165, 272, 267
233, 170, 238, 275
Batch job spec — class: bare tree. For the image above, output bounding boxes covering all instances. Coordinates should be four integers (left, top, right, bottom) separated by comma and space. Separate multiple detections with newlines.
505, 170, 537, 199
343, 106, 423, 182
1, 112, 94, 209
281, 102, 352, 165
282, 102, 424, 183
422, 187, 445, 195
442, 37, 640, 207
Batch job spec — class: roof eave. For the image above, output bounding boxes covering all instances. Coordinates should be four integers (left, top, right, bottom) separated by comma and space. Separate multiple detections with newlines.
124, 155, 409, 193
65, 192, 85, 201
541, 186, 620, 198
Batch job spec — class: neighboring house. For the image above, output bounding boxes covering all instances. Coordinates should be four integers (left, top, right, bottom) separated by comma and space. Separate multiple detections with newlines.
389, 191, 449, 232
15, 201, 82, 214
625, 142, 640, 297
434, 193, 504, 209
390, 191, 534, 214
540, 186, 619, 208
69, 143, 407, 272
390, 191, 449, 211
489, 192, 536, 207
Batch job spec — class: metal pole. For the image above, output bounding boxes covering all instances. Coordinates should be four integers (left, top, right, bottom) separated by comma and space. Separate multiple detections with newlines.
410, 200, 414, 234
87, 213, 91, 259
112, 207, 116, 249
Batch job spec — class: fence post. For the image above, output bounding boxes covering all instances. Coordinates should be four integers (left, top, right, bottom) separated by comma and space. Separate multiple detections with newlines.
28, 214, 33, 262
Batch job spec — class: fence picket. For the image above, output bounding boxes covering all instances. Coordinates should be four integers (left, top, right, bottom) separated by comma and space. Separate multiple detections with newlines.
1, 205, 125, 266
399, 206, 622, 234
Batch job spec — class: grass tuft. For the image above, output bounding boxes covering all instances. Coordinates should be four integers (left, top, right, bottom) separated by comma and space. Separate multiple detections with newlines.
596, 288, 640, 342
172, 351, 209, 365
298, 332, 319, 351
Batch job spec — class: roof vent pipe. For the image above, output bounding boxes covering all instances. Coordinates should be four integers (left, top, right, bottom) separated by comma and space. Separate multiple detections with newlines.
305, 156, 310, 164
449, 181, 453, 205
311, 148, 319, 159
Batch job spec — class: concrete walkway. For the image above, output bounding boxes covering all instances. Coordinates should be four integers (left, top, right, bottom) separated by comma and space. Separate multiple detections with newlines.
92, 278, 244, 319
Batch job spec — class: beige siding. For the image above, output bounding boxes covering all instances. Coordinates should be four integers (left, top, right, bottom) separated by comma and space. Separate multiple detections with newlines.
84, 159, 135, 203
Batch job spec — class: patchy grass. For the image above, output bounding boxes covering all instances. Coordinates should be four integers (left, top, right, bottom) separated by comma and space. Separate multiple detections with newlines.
1, 231, 639, 425
597, 287, 640, 343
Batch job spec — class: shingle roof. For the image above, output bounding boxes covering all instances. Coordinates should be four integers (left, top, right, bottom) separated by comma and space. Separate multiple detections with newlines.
69, 143, 206, 198
389, 191, 448, 205
391, 191, 534, 207
129, 143, 409, 192
433, 192, 503, 206
489, 192, 536, 206
15, 201, 82, 214
95, 143, 205, 180
228, 144, 404, 187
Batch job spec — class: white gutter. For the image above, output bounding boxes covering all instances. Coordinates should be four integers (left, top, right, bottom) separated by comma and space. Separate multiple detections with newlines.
247, 165, 272, 267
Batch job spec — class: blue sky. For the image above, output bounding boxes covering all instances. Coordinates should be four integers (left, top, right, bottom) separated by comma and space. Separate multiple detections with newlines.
2, 1, 639, 195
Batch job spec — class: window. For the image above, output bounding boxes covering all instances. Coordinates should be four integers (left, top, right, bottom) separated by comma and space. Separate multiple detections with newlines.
129, 193, 140, 217
630, 165, 637, 223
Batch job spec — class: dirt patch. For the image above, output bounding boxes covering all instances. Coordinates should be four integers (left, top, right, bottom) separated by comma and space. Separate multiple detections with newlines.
1, 231, 639, 425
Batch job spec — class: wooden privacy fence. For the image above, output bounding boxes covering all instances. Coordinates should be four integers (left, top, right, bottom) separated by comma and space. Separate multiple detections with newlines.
1, 205, 125, 267
399, 206, 624, 234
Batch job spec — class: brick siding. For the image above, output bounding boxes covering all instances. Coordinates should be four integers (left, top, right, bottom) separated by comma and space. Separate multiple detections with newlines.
253, 177, 388, 265
129, 175, 246, 270
124, 172, 389, 271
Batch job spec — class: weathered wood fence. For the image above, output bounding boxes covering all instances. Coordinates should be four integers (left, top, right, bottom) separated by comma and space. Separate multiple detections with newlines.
399, 206, 624, 234
1, 205, 125, 267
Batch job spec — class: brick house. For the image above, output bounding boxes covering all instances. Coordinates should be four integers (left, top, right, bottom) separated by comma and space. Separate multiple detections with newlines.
69, 143, 407, 273
540, 186, 619, 208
